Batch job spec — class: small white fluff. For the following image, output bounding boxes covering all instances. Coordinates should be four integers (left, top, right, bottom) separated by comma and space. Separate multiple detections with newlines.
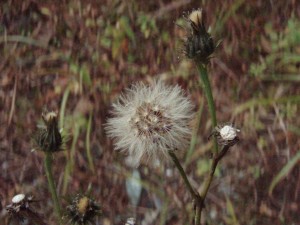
12, 194, 25, 204
220, 125, 240, 141
106, 80, 194, 167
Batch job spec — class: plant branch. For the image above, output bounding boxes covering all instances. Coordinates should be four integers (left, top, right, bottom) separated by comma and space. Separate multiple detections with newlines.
198, 138, 239, 223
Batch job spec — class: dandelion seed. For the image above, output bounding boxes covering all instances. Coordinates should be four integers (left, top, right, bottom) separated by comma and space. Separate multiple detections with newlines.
106, 80, 194, 167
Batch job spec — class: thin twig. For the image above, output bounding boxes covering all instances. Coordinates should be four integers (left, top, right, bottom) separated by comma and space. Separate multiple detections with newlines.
198, 138, 239, 223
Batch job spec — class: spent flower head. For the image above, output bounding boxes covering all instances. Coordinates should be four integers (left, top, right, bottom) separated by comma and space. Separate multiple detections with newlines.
211, 124, 240, 147
106, 80, 194, 167
64, 194, 101, 225
33, 110, 64, 152
183, 9, 217, 64
6, 194, 46, 225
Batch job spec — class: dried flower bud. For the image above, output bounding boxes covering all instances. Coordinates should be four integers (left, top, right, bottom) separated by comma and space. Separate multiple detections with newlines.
183, 9, 216, 64
64, 194, 101, 225
188, 9, 203, 28
33, 110, 64, 152
211, 124, 240, 147
106, 80, 194, 167
6, 194, 46, 225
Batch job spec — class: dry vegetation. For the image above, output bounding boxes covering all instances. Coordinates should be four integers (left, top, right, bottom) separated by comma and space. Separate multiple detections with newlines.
0, 0, 300, 224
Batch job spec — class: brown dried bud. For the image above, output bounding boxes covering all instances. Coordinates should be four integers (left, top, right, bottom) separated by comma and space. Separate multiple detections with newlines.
184, 9, 216, 64
33, 111, 63, 152
64, 194, 101, 225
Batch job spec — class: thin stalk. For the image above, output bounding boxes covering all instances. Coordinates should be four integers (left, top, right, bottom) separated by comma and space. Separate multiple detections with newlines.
44, 152, 62, 224
169, 151, 198, 198
196, 63, 218, 154
86, 112, 95, 172
168, 151, 202, 225
198, 144, 233, 222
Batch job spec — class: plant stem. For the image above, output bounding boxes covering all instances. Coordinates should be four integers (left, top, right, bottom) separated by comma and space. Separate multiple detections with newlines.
44, 151, 62, 224
168, 151, 197, 198
198, 144, 235, 222
196, 63, 218, 154
86, 112, 95, 172
168, 151, 203, 225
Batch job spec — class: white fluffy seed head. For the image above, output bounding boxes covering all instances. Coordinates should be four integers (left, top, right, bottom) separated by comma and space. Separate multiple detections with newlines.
12, 194, 25, 204
106, 80, 194, 167
220, 125, 240, 141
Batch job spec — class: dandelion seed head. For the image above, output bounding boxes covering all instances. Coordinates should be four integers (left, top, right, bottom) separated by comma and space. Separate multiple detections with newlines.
106, 80, 194, 167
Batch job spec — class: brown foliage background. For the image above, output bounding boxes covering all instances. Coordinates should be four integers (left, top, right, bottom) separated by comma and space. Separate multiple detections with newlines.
1, 0, 300, 224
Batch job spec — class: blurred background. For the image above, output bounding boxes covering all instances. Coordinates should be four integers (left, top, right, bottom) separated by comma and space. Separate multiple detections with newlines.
0, 0, 300, 224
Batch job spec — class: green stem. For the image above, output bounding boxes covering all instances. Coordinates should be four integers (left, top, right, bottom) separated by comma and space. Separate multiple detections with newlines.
86, 112, 95, 172
196, 63, 218, 154
168, 151, 203, 225
45, 152, 62, 224
169, 151, 198, 198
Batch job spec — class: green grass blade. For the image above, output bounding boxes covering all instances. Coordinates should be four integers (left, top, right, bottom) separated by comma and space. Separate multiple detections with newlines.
268, 150, 300, 195
233, 95, 300, 116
